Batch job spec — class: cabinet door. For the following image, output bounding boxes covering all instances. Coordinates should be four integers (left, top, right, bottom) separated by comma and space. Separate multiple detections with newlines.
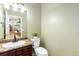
0, 50, 15, 56
15, 47, 23, 56
0, 52, 8, 56
22, 45, 32, 56
7, 50, 15, 56
15, 45, 32, 56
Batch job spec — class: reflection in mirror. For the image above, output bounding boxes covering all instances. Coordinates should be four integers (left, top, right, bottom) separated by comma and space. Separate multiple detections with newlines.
5, 11, 22, 40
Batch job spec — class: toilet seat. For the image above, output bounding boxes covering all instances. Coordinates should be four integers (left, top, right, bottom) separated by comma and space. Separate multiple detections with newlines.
35, 47, 48, 56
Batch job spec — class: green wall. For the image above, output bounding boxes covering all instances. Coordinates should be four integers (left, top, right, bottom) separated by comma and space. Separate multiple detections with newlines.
0, 4, 4, 39
25, 4, 41, 38
41, 3, 79, 56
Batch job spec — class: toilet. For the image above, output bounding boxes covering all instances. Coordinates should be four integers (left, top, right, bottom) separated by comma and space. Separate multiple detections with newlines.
31, 37, 48, 56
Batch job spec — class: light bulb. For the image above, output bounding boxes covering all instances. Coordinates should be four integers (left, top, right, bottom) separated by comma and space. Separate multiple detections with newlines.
20, 6, 26, 13
3, 4, 10, 9
12, 4, 18, 11
13, 7, 18, 11
20, 9, 25, 13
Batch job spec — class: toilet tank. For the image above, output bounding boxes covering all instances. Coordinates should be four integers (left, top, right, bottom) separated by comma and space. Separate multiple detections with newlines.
31, 37, 40, 48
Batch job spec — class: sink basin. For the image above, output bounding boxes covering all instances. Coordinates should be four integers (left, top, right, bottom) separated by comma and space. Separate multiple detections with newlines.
2, 40, 26, 49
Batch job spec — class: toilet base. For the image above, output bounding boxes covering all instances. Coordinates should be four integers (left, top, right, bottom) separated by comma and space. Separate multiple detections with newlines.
34, 47, 48, 56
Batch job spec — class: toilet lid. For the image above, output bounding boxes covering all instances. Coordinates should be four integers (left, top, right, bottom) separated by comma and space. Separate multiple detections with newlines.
35, 47, 48, 55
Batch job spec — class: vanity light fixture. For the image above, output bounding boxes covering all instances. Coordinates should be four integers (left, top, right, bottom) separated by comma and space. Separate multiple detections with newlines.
18, 4, 26, 13
12, 4, 19, 11
3, 3, 10, 9
3, 3, 26, 13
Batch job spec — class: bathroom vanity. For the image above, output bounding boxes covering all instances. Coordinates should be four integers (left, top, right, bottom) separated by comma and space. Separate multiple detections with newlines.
0, 39, 32, 56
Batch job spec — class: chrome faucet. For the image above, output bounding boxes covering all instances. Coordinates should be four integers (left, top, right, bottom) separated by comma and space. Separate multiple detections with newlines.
12, 35, 18, 42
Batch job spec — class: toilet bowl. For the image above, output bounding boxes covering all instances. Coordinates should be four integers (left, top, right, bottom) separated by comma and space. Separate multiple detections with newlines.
35, 47, 48, 56
31, 37, 48, 56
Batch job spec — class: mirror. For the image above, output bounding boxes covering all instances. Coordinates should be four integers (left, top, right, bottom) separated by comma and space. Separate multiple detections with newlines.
0, 4, 27, 42
4, 10, 23, 40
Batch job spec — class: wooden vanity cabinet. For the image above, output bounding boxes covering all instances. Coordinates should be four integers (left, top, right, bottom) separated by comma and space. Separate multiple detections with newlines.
15, 45, 32, 56
0, 50, 15, 56
0, 45, 32, 56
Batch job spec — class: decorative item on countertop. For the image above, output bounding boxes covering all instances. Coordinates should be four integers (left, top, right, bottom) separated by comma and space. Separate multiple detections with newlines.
32, 32, 39, 39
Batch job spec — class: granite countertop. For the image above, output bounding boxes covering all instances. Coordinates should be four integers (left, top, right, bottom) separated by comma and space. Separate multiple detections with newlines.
0, 39, 32, 53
